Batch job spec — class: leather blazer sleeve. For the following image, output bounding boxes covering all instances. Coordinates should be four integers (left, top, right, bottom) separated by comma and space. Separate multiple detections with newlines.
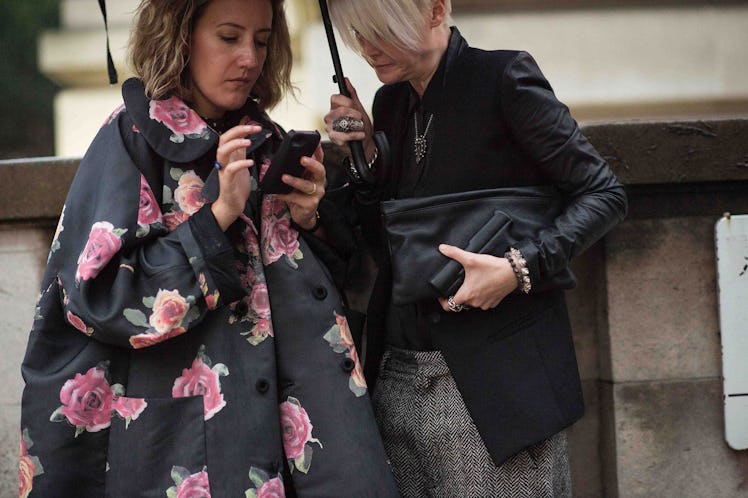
500, 51, 628, 284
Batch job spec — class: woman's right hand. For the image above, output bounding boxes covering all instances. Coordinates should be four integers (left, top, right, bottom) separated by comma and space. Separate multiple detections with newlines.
211, 124, 261, 231
324, 78, 377, 163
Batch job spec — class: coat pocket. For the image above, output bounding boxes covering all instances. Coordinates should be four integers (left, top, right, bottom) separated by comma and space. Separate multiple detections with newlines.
105, 395, 208, 497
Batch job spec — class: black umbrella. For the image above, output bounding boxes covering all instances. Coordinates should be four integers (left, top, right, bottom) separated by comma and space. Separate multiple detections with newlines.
318, 0, 388, 186
98, 0, 118, 84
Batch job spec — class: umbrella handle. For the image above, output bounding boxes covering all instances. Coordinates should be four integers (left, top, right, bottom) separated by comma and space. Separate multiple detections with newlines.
318, 0, 378, 185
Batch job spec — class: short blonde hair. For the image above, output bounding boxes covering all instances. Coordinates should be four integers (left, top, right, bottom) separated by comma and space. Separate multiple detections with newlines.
329, 0, 453, 54
128, 0, 293, 111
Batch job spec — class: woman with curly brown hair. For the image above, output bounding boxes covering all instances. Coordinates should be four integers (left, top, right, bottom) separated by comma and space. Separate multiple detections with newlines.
18, 1, 398, 496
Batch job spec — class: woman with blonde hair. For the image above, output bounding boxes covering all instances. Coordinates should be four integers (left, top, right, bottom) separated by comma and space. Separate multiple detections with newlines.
19, 0, 398, 496
325, 0, 627, 496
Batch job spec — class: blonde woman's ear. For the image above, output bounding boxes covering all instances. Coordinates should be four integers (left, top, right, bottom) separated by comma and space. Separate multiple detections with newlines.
430, 0, 447, 26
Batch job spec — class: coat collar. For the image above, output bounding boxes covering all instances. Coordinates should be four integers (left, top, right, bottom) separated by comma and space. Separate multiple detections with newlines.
411, 27, 469, 113
122, 78, 280, 164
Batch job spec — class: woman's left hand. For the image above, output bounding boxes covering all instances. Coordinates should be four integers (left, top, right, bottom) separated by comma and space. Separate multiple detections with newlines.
436, 244, 518, 312
276, 144, 326, 231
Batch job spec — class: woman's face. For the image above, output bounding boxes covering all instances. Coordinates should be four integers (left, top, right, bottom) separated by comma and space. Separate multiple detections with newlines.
189, 0, 272, 118
356, 32, 427, 86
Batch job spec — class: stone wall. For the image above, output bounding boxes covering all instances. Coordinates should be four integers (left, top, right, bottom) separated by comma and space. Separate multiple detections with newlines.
1, 119, 747, 496
587, 120, 748, 497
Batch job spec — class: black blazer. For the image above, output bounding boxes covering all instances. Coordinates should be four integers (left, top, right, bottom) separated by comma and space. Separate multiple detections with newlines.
357, 30, 627, 466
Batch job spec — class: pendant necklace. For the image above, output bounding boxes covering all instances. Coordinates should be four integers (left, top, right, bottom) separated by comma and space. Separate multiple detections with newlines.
414, 112, 434, 164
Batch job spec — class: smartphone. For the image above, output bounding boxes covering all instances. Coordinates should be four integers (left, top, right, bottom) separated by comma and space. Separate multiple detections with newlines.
260, 130, 321, 194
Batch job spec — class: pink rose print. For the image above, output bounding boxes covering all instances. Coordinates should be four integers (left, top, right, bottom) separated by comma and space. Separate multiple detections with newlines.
239, 265, 258, 291
167, 467, 211, 498
280, 397, 322, 474
75, 221, 127, 282
233, 279, 275, 346
336, 313, 354, 349
19, 430, 43, 498
348, 347, 367, 391
164, 210, 190, 232
52, 364, 113, 435
129, 328, 183, 349
149, 96, 209, 143
245, 467, 285, 498
204, 291, 219, 311
102, 103, 125, 127
254, 318, 272, 338
323, 313, 367, 397
259, 156, 272, 182
263, 196, 287, 218
112, 396, 148, 428
237, 220, 261, 289
138, 175, 162, 228
127, 289, 196, 348
149, 289, 190, 335
250, 283, 271, 320
199, 274, 219, 311
246, 284, 274, 343
66, 310, 93, 336
242, 221, 261, 258
261, 208, 301, 266
18, 439, 34, 498
172, 346, 229, 421
174, 171, 206, 215
49, 205, 65, 257
256, 478, 285, 498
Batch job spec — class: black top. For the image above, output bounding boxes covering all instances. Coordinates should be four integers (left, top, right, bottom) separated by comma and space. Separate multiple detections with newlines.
359, 27, 627, 466
385, 27, 464, 351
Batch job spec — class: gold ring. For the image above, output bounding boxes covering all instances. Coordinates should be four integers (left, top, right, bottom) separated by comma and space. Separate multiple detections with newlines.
304, 182, 317, 196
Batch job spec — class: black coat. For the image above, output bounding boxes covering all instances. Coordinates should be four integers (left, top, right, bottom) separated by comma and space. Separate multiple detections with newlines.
358, 29, 627, 466
19, 79, 398, 497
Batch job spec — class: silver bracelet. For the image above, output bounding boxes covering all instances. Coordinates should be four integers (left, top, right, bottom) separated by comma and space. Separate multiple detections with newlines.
366, 146, 378, 168
505, 247, 532, 294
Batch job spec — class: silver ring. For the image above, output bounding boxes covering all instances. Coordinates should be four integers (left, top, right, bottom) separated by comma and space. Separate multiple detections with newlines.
332, 116, 364, 133
447, 296, 465, 313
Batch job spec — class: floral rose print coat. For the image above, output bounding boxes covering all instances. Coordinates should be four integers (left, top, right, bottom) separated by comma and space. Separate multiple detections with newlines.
19, 78, 398, 498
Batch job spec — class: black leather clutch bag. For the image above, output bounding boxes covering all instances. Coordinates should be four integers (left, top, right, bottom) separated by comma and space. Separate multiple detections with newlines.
380, 185, 572, 306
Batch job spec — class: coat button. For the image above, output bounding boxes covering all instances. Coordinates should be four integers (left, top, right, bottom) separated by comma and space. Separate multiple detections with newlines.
234, 300, 249, 316
428, 312, 441, 324
341, 358, 355, 373
255, 378, 270, 394
312, 286, 328, 300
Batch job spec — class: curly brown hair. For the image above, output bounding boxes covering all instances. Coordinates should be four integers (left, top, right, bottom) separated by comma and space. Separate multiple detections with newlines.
128, 0, 293, 111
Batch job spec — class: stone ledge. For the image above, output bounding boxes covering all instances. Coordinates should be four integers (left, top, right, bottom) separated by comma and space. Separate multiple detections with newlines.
0, 157, 78, 221
2, 118, 746, 222
583, 119, 748, 185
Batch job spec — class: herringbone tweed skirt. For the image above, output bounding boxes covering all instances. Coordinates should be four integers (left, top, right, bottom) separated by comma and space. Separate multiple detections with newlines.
372, 348, 572, 498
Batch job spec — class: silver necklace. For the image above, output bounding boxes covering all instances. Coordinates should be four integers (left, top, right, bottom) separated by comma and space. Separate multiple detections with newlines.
414, 112, 434, 164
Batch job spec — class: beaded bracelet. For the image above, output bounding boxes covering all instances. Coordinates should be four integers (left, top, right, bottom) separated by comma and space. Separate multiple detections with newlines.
505, 247, 532, 294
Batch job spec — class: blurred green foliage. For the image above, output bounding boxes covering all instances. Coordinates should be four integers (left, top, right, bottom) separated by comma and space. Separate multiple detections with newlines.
0, 1, 60, 159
